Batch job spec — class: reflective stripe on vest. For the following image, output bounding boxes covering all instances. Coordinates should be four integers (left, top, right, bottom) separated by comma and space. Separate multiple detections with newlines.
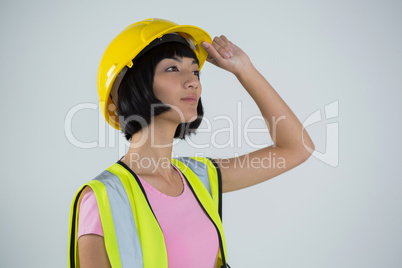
69, 157, 226, 268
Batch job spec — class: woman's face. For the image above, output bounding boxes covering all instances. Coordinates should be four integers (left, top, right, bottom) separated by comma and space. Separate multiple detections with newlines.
153, 56, 201, 123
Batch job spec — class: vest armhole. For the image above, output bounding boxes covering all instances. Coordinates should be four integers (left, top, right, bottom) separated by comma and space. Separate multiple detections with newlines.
69, 185, 88, 268
207, 157, 223, 221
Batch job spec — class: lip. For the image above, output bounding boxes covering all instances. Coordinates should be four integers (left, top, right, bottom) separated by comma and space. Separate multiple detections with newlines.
181, 95, 198, 103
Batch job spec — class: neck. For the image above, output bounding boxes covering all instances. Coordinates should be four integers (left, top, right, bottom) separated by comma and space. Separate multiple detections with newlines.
121, 117, 179, 177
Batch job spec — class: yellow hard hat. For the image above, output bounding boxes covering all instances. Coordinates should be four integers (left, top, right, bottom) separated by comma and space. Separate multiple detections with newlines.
97, 18, 212, 130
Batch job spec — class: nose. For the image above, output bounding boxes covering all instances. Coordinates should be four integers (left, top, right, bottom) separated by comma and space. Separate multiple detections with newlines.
183, 72, 200, 90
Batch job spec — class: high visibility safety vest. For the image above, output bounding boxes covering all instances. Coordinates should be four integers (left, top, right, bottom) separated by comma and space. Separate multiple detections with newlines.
69, 156, 228, 268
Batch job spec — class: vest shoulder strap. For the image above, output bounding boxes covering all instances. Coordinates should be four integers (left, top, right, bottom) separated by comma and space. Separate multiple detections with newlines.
173, 156, 223, 219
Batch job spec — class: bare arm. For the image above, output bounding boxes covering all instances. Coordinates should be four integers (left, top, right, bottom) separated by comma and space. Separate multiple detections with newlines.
202, 36, 315, 192
78, 234, 111, 268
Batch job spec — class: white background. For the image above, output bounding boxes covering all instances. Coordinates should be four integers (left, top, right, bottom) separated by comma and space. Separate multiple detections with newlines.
1, 0, 401, 267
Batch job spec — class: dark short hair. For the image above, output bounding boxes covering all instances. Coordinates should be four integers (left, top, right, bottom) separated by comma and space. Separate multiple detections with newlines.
117, 41, 204, 141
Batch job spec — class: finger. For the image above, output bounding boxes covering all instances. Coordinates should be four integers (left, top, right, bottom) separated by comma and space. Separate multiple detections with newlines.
219, 35, 232, 50
219, 35, 234, 55
214, 36, 233, 58
212, 37, 232, 59
202, 41, 225, 62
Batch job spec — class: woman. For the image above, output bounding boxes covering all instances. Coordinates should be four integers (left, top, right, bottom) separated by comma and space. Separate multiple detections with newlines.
69, 18, 315, 268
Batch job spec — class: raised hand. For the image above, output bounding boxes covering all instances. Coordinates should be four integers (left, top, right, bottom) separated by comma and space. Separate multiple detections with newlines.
202, 35, 253, 76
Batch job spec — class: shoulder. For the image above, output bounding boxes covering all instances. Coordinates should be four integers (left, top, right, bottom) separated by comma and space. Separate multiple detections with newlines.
74, 164, 129, 203
173, 156, 221, 189
79, 187, 98, 215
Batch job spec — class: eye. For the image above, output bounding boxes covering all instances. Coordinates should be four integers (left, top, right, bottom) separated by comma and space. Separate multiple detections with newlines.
166, 66, 179, 72
193, 70, 200, 78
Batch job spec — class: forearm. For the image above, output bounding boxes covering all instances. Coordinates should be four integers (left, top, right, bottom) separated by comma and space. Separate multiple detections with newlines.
235, 63, 315, 152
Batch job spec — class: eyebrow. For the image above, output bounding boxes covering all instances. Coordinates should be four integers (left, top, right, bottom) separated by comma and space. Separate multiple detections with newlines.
169, 56, 198, 65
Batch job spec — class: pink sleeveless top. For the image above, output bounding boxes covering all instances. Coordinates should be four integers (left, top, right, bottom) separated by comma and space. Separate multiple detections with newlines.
78, 163, 219, 267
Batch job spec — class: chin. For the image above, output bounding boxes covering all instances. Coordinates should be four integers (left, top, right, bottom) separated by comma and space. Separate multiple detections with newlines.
181, 118, 196, 124
184, 112, 199, 123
